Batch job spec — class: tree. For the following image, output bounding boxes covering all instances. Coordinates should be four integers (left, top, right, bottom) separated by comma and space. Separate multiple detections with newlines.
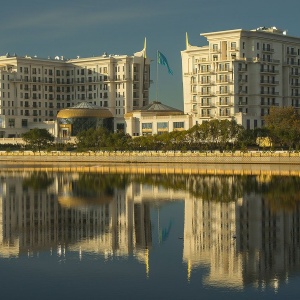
76, 127, 110, 150
264, 106, 300, 149
22, 128, 54, 152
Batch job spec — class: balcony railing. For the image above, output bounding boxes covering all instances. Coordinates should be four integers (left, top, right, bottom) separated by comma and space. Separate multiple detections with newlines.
260, 69, 279, 74
198, 70, 212, 74
198, 92, 215, 96
216, 79, 233, 84
216, 101, 232, 106
261, 102, 279, 106
287, 51, 297, 56
261, 58, 280, 64
200, 81, 215, 85
291, 83, 300, 87
260, 91, 279, 95
238, 79, 248, 84
218, 68, 233, 72
260, 80, 279, 85
216, 90, 233, 95
217, 113, 231, 117
262, 48, 274, 53
201, 102, 212, 107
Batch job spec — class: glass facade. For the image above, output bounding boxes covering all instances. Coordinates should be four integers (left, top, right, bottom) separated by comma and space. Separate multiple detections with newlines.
58, 117, 113, 136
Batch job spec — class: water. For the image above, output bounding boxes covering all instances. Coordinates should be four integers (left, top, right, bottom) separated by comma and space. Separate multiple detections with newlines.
0, 168, 300, 299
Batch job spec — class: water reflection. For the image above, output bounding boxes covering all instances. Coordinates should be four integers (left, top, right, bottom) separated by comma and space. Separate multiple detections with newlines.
0, 170, 300, 292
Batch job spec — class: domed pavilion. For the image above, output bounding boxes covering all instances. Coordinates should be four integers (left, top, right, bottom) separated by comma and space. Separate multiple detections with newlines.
56, 102, 113, 138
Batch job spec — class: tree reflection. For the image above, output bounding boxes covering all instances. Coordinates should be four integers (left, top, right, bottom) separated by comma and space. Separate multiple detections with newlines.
73, 173, 130, 198
260, 176, 300, 212
18, 171, 300, 212
22, 172, 54, 190
130, 174, 300, 212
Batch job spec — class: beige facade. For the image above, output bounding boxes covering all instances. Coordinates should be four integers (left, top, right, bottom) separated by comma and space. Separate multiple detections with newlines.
182, 27, 300, 129
0, 45, 150, 137
124, 101, 193, 136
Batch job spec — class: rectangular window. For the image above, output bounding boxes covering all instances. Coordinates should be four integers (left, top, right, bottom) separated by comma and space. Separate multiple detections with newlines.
22, 119, 28, 128
157, 122, 168, 129
142, 123, 152, 129
173, 122, 184, 129
246, 119, 250, 130
8, 118, 15, 128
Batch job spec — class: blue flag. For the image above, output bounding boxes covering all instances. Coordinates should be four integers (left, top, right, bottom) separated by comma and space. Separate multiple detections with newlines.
157, 51, 173, 75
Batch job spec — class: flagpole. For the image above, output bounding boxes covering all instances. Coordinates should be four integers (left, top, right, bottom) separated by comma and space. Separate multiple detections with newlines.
156, 50, 159, 101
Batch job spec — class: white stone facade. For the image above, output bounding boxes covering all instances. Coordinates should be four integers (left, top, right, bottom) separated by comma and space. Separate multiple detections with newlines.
181, 27, 300, 129
0, 47, 150, 137
125, 112, 192, 136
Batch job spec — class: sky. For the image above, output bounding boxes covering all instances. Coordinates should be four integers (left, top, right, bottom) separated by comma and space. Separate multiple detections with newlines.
1, 0, 300, 110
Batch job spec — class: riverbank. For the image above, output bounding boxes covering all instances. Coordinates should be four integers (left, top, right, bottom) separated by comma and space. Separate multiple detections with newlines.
0, 150, 300, 165
0, 161, 299, 177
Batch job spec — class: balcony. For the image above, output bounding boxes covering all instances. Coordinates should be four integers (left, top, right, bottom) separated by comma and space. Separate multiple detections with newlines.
238, 101, 248, 106
200, 81, 215, 85
201, 102, 212, 107
238, 90, 248, 95
232, 57, 249, 62
217, 113, 231, 117
284, 61, 299, 66
198, 92, 215, 96
260, 80, 279, 85
287, 50, 297, 56
260, 91, 279, 96
218, 68, 233, 73
291, 82, 300, 87
200, 114, 213, 118
262, 47, 274, 53
210, 48, 220, 53
198, 69, 212, 74
261, 102, 279, 106
238, 68, 247, 72
261, 58, 280, 64
260, 68, 279, 74
216, 79, 233, 84
216, 90, 232, 95
216, 101, 232, 106
238, 79, 248, 84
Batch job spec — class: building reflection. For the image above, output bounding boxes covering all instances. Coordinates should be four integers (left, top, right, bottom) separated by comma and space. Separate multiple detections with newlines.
0, 172, 152, 275
0, 171, 300, 289
183, 175, 300, 291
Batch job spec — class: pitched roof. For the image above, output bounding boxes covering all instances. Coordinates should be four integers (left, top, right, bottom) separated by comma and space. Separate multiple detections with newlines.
71, 101, 101, 109
140, 101, 182, 112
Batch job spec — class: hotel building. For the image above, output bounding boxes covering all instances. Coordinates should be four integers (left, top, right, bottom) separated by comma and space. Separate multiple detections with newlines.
181, 26, 300, 129
0, 45, 150, 137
